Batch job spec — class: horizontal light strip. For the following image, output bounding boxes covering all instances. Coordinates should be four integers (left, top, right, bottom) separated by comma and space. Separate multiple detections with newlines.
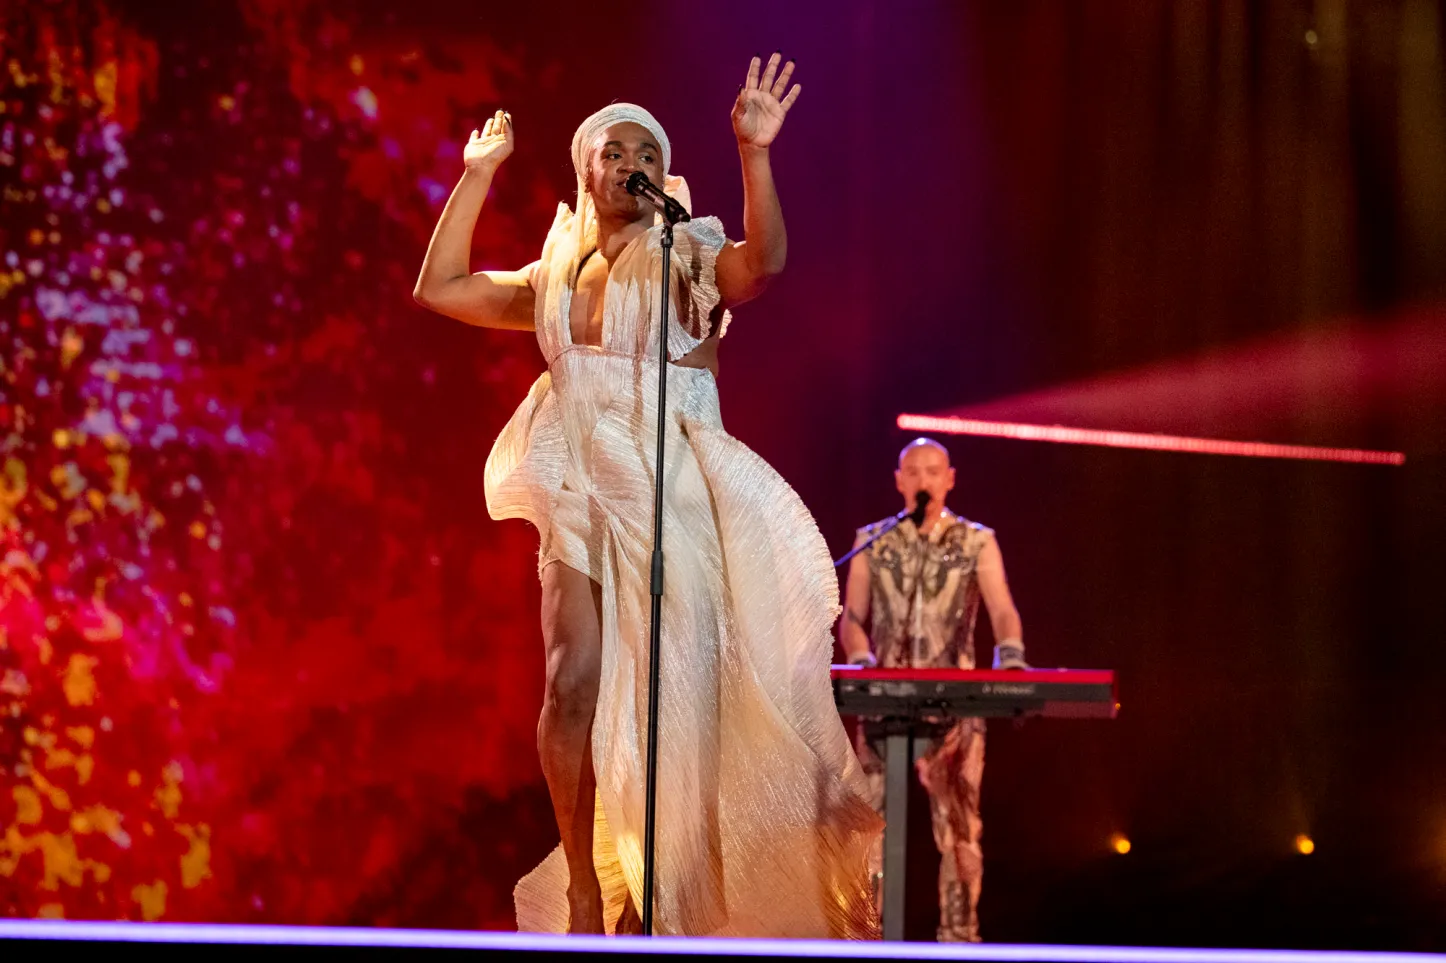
897, 415, 1405, 466
0, 921, 1440, 963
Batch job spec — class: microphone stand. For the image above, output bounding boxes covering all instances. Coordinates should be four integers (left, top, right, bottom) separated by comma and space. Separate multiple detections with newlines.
641, 199, 688, 937
833, 493, 931, 569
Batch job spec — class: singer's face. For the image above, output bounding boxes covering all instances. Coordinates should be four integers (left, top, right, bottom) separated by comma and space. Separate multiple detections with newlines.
895, 444, 955, 513
587, 122, 665, 219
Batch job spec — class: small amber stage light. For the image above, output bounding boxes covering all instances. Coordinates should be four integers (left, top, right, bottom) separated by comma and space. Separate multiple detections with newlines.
1295, 834, 1315, 855
1110, 833, 1131, 855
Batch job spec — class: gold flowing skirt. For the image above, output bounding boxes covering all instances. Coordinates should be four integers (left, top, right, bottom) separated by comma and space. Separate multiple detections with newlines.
484, 347, 881, 938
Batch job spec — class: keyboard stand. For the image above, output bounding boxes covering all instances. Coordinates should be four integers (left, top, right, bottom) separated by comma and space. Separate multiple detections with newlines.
836, 668, 1117, 940
869, 718, 950, 941
881, 727, 910, 941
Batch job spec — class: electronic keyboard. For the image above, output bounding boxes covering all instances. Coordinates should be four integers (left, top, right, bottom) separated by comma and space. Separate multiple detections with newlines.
831, 666, 1118, 720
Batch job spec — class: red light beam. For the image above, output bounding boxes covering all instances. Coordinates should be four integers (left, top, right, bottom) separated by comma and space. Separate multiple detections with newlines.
896, 415, 1406, 465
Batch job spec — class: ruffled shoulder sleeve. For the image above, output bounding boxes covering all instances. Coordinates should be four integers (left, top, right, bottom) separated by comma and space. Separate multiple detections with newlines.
655, 215, 733, 360
529, 203, 579, 359
531, 203, 575, 288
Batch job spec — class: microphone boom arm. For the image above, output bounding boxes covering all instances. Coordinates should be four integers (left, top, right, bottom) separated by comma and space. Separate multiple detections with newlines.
832, 493, 931, 568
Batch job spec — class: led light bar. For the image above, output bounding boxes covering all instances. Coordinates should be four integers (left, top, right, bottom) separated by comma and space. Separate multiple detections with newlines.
897, 415, 1405, 466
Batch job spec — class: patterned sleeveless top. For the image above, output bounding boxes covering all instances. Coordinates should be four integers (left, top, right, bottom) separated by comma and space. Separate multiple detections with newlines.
857, 509, 993, 669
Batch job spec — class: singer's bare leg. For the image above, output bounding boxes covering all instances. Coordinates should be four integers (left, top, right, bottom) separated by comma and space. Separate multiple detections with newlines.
535, 339, 712, 937
539, 561, 605, 934
615, 891, 643, 935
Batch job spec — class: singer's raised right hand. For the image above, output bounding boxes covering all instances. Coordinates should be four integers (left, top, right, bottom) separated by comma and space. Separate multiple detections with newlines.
464, 110, 514, 172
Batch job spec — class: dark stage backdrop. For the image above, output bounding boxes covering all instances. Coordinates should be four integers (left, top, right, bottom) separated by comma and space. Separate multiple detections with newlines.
1, 0, 1443, 949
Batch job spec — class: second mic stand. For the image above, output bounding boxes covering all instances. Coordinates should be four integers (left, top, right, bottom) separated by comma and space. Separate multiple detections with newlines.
641, 202, 688, 936
833, 493, 931, 569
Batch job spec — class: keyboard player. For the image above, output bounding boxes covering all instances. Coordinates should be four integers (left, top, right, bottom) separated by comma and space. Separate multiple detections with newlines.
839, 437, 1027, 943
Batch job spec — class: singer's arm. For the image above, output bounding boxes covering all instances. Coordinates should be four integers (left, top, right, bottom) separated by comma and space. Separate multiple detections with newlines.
839, 533, 875, 665
716, 145, 786, 308
977, 533, 1023, 650
414, 113, 536, 330
716, 53, 801, 309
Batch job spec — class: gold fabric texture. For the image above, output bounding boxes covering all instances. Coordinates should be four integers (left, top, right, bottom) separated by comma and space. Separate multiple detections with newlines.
485, 205, 881, 938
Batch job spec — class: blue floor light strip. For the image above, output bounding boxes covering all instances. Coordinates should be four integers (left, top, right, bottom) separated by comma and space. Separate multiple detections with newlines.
0, 921, 1441, 963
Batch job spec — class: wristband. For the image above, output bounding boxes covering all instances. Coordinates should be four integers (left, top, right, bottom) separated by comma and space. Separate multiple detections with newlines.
992, 641, 1028, 671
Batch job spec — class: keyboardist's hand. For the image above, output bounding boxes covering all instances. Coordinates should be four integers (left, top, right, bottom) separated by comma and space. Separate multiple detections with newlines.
992, 642, 1029, 671
847, 651, 878, 668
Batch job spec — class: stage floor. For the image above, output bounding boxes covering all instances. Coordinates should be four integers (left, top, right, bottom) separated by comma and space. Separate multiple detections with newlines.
0, 921, 1440, 963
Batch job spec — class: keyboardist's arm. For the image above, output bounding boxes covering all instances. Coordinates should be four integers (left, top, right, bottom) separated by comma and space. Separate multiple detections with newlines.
840, 533, 875, 665
977, 532, 1024, 663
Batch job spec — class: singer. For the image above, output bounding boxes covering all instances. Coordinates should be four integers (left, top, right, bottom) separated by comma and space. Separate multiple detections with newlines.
414, 55, 880, 938
839, 437, 1027, 942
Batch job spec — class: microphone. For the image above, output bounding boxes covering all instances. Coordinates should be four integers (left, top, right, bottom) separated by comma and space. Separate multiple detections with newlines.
908, 490, 932, 528
626, 172, 691, 224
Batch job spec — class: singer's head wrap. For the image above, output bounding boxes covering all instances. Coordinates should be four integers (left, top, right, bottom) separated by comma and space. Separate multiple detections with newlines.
553, 103, 692, 282
570, 102, 672, 187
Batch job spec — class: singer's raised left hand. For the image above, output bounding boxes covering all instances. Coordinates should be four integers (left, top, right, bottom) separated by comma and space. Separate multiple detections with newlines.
733, 53, 800, 150
714, 51, 797, 311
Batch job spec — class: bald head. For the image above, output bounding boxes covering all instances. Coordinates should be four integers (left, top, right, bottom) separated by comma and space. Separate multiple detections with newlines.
898, 437, 951, 469
895, 436, 955, 521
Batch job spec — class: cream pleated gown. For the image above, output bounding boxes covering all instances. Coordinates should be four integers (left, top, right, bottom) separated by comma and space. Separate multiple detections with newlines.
484, 196, 881, 938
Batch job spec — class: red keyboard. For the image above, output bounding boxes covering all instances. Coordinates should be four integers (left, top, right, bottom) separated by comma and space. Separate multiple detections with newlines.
831, 666, 1118, 720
